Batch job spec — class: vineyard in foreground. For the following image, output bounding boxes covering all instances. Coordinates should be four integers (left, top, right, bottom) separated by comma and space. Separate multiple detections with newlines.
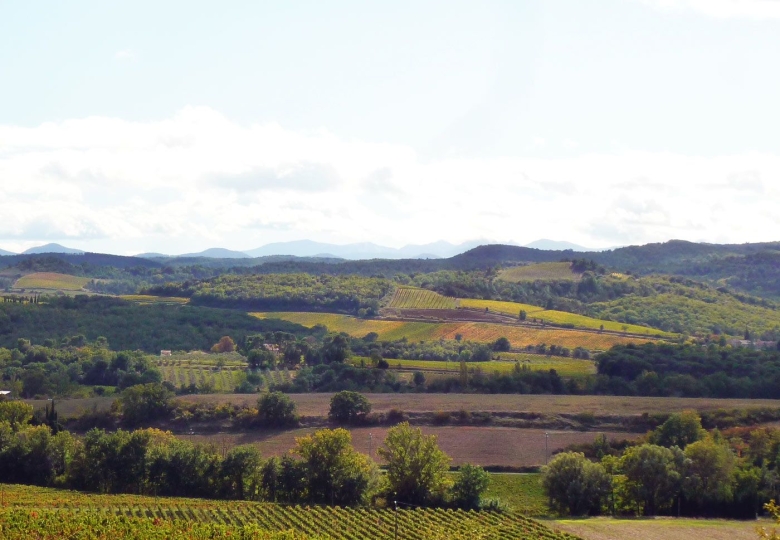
0, 485, 580, 540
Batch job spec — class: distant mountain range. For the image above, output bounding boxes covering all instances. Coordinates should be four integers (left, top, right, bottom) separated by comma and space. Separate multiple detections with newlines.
0, 238, 603, 260
132, 239, 597, 260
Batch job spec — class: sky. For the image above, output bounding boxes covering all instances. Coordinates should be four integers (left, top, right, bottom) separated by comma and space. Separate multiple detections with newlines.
1, 0, 780, 255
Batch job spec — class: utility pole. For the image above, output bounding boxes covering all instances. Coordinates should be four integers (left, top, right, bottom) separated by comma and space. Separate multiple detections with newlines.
545, 432, 549, 465
368, 432, 373, 460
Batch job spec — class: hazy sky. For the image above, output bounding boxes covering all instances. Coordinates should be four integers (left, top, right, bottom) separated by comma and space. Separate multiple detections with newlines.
1, 0, 780, 254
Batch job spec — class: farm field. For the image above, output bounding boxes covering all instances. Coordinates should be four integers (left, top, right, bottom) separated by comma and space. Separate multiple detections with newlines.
550, 517, 770, 540
157, 364, 246, 392
482, 473, 548, 516
251, 312, 656, 349
13, 272, 90, 291
388, 286, 457, 309
120, 294, 190, 304
180, 425, 639, 468
498, 262, 581, 282
349, 356, 597, 377
0, 484, 580, 540
458, 298, 668, 336
176, 393, 780, 418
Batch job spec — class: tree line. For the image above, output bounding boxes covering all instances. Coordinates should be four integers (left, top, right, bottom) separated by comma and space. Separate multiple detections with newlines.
543, 410, 780, 519
0, 395, 491, 511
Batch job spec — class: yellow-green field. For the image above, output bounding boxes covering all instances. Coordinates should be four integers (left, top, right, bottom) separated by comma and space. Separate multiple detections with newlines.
13, 272, 90, 291
349, 356, 596, 377
459, 298, 669, 336
120, 294, 190, 304
387, 286, 456, 309
252, 312, 656, 350
498, 262, 580, 282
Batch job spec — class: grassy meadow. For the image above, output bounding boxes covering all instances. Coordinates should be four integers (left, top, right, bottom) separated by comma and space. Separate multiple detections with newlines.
349, 356, 597, 377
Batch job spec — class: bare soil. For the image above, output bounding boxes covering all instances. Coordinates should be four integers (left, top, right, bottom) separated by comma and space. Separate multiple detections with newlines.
179, 425, 640, 467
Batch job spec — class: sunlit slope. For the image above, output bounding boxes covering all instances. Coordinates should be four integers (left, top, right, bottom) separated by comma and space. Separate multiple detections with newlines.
251, 312, 656, 349
385, 286, 669, 336
387, 286, 456, 309
14, 272, 90, 291
459, 298, 670, 336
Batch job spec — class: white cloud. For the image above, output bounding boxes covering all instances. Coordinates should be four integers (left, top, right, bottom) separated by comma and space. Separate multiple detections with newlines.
0, 106, 778, 254
114, 49, 136, 62
637, 0, 780, 19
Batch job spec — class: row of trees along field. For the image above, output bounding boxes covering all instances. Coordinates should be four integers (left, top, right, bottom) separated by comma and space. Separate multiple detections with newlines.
543, 410, 780, 519
0, 395, 492, 511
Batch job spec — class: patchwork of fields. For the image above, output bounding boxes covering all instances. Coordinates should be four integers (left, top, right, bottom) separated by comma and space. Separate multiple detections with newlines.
252, 312, 656, 350
458, 299, 669, 336
13, 272, 90, 291
383, 286, 669, 336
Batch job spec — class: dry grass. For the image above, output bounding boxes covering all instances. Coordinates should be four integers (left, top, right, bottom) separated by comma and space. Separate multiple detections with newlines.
176, 393, 780, 417
14, 272, 90, 291
550, 517, 770, 540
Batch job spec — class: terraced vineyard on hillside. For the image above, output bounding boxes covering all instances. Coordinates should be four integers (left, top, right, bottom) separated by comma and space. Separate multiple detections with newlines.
0, 484, 581, 540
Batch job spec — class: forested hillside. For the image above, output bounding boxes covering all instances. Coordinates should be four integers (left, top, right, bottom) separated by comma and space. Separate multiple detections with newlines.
0, 296, 310, 352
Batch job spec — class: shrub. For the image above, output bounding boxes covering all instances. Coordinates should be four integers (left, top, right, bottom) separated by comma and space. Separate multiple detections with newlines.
257, 392, 298, 428
542, 452, 611, 516
328, 391, 371, 424
451, 464, 490, 510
